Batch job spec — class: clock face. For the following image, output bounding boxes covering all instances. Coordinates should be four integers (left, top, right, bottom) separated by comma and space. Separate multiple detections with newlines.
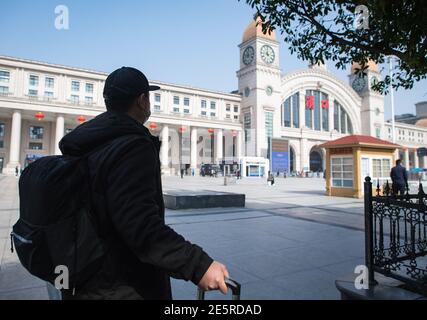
266, 86, 273, 96
242, 46, 254, 65
260, 45, 275, 64
244, 87, 250, 97
352, 77, 366, 92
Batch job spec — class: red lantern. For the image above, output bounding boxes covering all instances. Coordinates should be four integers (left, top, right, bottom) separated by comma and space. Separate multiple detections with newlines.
306, 96, 314, 109
321, 100, 329, 109
77, 115, 86, 123
207, 128, 214, 135
149, 122, 158, 130
179, 126, 186, 133
35, 112, 44, 121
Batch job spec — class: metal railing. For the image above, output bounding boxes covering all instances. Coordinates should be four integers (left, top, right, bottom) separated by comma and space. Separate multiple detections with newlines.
364, 176, 427, 295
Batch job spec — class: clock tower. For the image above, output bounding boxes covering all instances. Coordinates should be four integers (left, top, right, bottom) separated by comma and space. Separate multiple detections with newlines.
237, 17, 282, 158
349, 60, 385, 138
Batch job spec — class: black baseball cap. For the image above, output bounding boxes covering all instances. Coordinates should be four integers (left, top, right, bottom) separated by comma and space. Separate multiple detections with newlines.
103, 67, 160, 100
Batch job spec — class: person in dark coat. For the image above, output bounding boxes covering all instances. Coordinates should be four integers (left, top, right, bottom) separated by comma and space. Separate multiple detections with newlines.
390, 159, 408, 195
59, 67, 229, 300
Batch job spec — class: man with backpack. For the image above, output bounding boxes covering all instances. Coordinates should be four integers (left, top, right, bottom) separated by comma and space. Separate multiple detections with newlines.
13, 67, 229, 300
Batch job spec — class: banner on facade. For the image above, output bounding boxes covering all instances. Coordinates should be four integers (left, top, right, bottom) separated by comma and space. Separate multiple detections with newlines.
305, 96, 314, 109
321, 99, 329, 109
271, 139, 289, 172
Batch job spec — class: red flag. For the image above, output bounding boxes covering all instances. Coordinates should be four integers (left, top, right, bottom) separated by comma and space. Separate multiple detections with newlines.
306, 96, 314, 109
321, 99, 329, 109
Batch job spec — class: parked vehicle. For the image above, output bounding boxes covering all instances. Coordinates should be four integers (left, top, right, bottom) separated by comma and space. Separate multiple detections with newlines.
200, 164, 223, 177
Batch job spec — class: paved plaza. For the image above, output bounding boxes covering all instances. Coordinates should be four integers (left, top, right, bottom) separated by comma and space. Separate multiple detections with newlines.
0, 174, 367, 300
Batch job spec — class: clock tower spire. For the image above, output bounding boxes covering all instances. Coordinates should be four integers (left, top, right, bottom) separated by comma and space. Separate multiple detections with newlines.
349, 60, 385, 138
237, 17, 282, 158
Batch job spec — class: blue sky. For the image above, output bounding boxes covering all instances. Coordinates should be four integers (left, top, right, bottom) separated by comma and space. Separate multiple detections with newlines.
1, 0, 426, 119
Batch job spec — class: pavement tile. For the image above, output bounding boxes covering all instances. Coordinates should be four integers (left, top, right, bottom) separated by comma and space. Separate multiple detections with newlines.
0, 174, 368, 300
0, 263, 46, 292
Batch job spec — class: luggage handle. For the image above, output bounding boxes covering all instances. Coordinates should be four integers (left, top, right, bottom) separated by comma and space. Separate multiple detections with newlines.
197, 278, 241, 300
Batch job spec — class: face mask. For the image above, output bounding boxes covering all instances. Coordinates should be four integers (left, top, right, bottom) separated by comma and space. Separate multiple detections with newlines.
142, 108, 151, 124
138, 96, 151, 124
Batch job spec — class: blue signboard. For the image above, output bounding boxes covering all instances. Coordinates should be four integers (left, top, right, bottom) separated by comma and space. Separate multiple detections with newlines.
272, 151, 289, 172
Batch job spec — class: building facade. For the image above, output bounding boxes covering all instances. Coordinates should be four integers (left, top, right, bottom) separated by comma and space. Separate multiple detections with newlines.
0, 19, 426, 176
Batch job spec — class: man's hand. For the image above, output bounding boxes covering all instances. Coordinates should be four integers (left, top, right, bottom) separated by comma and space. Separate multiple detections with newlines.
198, 261, 229, 294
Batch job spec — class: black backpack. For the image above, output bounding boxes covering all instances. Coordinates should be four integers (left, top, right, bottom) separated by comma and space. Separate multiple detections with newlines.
11, 135, 141, 293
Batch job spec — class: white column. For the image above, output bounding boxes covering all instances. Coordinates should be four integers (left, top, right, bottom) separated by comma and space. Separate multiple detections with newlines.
54, 115, 65, 155
424, 156, 427, 169
8, 111, 22, 168
328, 95, 334, 132
404, 148, 410, 170
190, 127, 198, 172
236, 130, 243, 159
216, 129, 223, 164
161, 125, 169, 169
414, 150, 419, 168
300, 138, 307, 172
299, 90, 305, 128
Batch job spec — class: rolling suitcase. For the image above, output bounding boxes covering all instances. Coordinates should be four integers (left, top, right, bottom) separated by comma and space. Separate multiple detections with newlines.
197, 278, 241, 300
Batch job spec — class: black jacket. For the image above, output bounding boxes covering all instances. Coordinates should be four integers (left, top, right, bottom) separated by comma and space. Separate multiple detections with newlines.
59, 111, 213, 300
390, 164, 408, 187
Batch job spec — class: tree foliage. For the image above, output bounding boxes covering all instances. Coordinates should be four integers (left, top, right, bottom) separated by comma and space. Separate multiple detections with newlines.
241, 0, 427, 93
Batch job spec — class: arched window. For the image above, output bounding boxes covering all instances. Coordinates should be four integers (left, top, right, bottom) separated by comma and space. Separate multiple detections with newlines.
282, 92, 299, 128
305, 90, 329, 132
333, 101, 353, 134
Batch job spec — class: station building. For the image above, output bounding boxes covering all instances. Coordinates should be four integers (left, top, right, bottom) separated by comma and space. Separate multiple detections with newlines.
0, 18, 426, 177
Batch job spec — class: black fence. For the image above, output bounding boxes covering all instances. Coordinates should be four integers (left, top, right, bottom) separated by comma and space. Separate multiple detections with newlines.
364, 177, 427, 295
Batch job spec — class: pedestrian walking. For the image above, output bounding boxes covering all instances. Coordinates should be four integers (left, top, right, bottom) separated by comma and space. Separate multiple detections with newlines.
390, 159, 408, 195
